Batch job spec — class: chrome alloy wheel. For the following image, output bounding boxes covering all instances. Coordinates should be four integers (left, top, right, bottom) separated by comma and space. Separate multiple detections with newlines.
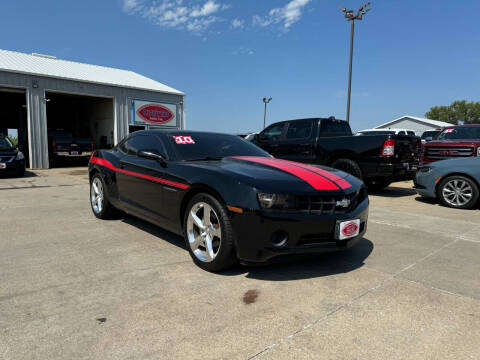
442, 179, 473, 207
187, 202, 222, 262
90, 177, 104, 214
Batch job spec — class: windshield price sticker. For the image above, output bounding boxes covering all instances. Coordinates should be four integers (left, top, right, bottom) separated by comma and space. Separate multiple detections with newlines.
444, 129, 454, 134
174, 136, 195, 144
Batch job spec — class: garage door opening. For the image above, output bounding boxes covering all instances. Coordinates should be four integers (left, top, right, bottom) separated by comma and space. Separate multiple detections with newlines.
0, 87, 29, 166
45, 92, 114, 168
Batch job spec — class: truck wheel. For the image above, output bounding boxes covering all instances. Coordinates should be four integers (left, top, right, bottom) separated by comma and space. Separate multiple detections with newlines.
183, 193, 237, 272
331, 159, 362, 179
365, 179, 391, 191
438, 175, 479, 209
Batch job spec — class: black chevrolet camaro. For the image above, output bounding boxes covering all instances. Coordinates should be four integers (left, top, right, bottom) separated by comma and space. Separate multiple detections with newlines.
88, 130, 369, 271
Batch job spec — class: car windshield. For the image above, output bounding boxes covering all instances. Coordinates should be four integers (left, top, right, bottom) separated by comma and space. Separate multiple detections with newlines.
0, 137, 14, 150
436, 127, 480, 140
167, 133, 270, 161
421, 131, 440, 139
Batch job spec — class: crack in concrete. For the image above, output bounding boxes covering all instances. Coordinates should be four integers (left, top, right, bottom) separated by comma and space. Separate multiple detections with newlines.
247, 233, 474, 359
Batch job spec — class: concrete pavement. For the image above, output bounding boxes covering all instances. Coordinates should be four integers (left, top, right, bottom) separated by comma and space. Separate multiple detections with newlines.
0, 172, 479, 359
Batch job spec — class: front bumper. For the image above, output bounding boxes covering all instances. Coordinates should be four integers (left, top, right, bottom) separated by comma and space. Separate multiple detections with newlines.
413, 171, 437, 198
0, 158, 25, 175
230, 198, 369, 263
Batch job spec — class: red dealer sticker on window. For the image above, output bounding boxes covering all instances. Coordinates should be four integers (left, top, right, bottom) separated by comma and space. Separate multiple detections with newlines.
174, 136, 195, 144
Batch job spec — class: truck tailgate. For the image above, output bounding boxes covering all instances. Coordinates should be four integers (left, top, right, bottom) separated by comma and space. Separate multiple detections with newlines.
395, 136, 421, 163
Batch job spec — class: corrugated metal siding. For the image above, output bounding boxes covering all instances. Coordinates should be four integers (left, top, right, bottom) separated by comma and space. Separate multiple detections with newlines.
0, 49, 184, 95
0, 71, 185, 169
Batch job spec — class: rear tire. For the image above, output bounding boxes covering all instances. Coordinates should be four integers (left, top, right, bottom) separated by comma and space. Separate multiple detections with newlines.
331, 158, 362, 179
183, 193, 237, 272
16, 165, 25, 178
437, 175, 479, 209
90, 173, 118, 219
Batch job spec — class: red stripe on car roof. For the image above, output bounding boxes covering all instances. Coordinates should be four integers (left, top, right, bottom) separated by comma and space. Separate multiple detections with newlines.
232, 156, 340, 191
90, 157, 189, 190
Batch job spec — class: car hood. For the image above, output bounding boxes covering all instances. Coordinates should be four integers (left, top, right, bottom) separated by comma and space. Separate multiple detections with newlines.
183, 156, 362, 194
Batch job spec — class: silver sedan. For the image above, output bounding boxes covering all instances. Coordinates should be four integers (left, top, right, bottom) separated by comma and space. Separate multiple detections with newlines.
414, 157, 480, 209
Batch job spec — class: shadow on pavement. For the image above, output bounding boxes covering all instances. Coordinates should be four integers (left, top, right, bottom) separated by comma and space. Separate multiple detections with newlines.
369, 186, 417, 198
0, 170, 37, 179
122, 214, 374, 280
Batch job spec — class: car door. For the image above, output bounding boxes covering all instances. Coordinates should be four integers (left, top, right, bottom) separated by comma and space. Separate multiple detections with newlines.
255, 122, 287, 156
116, 134, 168, 222
272, 120, 315, 163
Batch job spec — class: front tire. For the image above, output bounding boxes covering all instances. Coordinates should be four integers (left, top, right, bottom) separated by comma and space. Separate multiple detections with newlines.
90, 173, 118, 219
183, 193, 237, 272
438, 175, 479, 209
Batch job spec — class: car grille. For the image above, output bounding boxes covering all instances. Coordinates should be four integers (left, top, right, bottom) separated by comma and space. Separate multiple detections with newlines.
0, 156, 14, 162
294, 187, 367, 215
425, 146, 474, 160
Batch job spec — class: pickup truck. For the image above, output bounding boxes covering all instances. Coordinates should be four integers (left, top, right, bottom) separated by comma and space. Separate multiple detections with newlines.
48, 130, 94, 163
252, 117, 421, 190
420, 124, 480, 164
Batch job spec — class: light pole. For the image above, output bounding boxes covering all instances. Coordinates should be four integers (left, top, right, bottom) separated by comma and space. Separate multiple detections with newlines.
263, 97, 272, 129
340, 2, 371, 123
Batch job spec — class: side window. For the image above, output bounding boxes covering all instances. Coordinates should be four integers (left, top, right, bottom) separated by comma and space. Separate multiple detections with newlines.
407, 131, 416, 136
320, 120, 351, 137
122, 135, 166, 157
398, 131, 406, 135
286, 121, 313, 140
130, 135, 166, 157
259, 123, 285, 141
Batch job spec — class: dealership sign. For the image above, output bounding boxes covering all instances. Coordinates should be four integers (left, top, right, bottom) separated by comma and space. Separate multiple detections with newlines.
132, 100, 177, 127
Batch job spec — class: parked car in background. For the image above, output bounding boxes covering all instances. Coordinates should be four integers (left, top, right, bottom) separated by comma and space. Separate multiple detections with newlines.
420, 124, 480, 165
48, 130, 94, 164
89, 130, 368, 271
252, 117, 421, 190
415, 157, 480, 209
420, 129, 443, 144
0, 134, 25, 177
355, 128, 417, 136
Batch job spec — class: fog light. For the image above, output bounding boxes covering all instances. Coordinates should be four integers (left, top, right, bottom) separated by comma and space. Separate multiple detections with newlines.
271, 231, 288, 247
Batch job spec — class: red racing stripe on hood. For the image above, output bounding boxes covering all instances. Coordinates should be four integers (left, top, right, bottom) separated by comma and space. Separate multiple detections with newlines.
277, 159, 352, 190
231, 156, 340, 191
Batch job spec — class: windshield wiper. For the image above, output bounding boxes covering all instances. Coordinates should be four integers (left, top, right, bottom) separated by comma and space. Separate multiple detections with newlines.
186, 156, 223, 162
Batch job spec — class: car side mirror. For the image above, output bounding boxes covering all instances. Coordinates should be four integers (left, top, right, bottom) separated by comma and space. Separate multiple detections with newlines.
137, 150, 167, 167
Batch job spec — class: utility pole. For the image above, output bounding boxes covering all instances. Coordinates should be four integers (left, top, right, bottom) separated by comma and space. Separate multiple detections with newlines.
340, 2, 371, 123
263, 97, 272, 129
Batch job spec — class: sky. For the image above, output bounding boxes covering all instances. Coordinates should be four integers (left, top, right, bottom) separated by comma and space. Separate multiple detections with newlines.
1, 0, 479, 133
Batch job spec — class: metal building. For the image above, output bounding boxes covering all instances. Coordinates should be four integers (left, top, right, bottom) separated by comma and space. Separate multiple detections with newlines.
375, 115, 451, 136
0, 49, 185, 169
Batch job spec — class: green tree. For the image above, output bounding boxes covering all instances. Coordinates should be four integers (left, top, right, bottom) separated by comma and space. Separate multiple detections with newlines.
7, 135, 18, 147
426, 100, 480, 125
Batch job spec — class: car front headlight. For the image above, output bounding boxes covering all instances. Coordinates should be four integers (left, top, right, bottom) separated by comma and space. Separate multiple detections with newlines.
477, 147, 480, 157
257, 193, 295, 210
418, 166, 433, 174
16, 151, 24, 160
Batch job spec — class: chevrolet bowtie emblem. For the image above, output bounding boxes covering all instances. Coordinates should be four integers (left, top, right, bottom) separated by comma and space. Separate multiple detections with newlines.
336, 198, 351, 208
